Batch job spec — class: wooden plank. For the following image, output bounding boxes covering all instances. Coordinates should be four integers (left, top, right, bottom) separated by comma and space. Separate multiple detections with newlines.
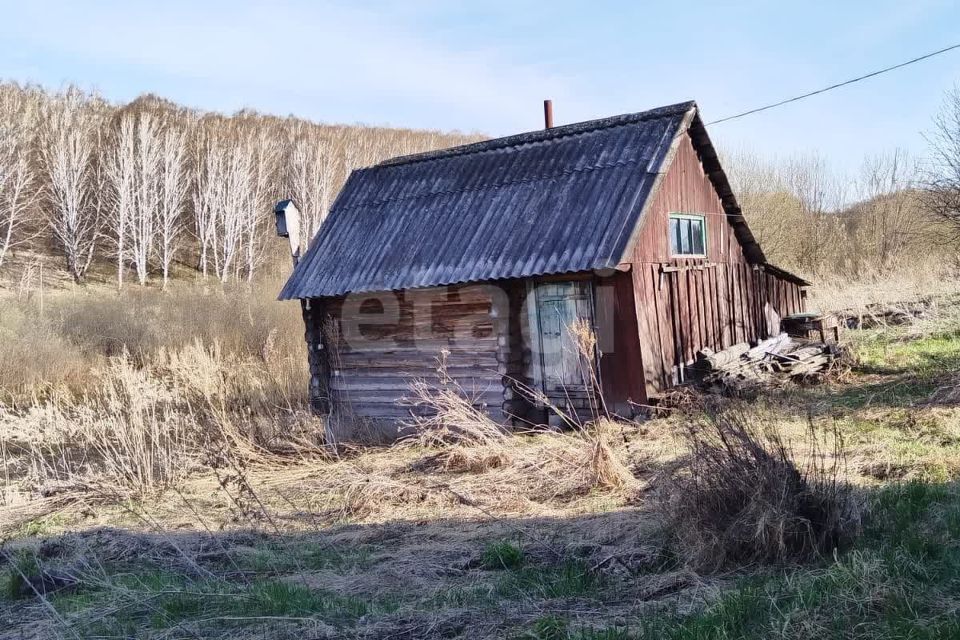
652, 264, 673, 389
669, 269, 685, 378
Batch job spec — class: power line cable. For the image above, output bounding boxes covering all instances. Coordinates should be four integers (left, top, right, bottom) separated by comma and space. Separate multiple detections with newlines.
709, 42, 960, 125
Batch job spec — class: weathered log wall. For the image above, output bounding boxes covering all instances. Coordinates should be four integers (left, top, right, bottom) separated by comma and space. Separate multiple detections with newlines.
316, 285, 511, 427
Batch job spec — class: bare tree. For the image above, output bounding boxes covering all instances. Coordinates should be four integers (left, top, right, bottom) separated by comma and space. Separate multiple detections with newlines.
242, 128, 279, 281
852, 149, 923, 271
38, 88, 104, 283
0, 125, 35, 268
288, 133, 337, 250
157, 123, 188, 287
216, 136, 251, 282
106, 114, 136, 288
191, 123, 223, 279
0, 81, 485, 284
925, 85, 960, 240
125, 113, 162, 285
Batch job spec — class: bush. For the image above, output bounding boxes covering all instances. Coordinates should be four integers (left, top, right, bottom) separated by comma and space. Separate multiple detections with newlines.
659, 408, 860, 570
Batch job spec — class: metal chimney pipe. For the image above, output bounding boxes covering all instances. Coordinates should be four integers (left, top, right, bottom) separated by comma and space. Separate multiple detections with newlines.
543, 99, 553, 129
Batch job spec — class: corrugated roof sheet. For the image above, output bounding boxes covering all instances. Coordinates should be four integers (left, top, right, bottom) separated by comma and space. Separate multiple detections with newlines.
280, 102, 697, 299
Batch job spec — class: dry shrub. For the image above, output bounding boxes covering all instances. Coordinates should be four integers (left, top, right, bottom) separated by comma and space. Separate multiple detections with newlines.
659, 408, 859, 570
2, 340, 318, 497
0, 284, 307, 408
78, 356, 193, 492
47, 285, 304, 364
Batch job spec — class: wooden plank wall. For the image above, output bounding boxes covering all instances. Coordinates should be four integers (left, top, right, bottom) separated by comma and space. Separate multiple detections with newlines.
633, 262, 805, 394
629, 131, 806, 396
597, 272, 648, 412
321, 286, 507, 423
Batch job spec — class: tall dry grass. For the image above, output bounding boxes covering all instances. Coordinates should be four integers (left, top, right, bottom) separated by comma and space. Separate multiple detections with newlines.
0, 283, 319, 497
808, 260, 960, 315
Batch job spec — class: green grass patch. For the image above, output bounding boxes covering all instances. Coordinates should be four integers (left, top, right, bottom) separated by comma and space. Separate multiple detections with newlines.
481, 540, 525, 570
853, 329, 960, 378
814, 328, 960, 410
45, 567, 394, 634
496, 560, 601, 600
0, 551, 40, 601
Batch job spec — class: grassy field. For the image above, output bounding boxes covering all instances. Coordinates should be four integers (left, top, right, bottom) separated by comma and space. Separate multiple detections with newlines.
2, 285, 960, 639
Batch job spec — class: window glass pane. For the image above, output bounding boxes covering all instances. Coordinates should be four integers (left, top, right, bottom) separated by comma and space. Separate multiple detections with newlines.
680, 219, 691, 254
670, 218, 680, 255
691, 219, 704, 254
669, 215, 706, 256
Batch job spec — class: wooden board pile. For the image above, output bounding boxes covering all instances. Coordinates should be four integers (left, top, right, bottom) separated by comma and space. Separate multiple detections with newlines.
696, 333, 840, 391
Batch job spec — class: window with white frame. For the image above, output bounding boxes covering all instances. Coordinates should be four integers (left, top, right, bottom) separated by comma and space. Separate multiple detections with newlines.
669, 213, 706, 257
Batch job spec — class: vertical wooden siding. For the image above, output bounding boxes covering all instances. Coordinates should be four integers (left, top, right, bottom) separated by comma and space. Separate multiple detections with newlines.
597, 271, 648, 412
629, 132, 806, 396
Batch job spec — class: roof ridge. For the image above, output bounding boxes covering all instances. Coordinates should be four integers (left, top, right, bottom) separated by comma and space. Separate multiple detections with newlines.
376, 100, 697, 169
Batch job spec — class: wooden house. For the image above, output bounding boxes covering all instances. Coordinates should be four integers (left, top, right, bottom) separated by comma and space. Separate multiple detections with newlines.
279, 101, 808, 439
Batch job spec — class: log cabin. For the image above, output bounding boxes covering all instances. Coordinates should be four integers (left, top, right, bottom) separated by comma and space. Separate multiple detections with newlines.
279, 101, 809, 440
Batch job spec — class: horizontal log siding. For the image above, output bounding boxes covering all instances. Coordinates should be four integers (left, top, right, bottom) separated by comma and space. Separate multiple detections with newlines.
323, 286, 507, 422
630, 132, 806, 396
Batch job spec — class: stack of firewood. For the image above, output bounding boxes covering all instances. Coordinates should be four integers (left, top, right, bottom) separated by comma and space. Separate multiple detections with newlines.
696, 333, 840, 390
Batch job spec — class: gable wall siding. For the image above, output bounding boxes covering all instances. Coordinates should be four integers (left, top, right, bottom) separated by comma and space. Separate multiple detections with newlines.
627, 132, 805, 396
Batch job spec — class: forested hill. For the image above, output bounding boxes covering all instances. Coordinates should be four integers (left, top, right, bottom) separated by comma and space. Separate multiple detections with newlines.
0, 83, 484, 288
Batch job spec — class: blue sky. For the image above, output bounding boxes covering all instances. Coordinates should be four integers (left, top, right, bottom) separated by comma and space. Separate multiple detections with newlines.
1, 0, 958, 174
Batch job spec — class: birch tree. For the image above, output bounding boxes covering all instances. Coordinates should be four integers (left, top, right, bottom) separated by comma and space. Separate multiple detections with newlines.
0, 123, 35, 268
288, 134, 336, 250
38, 88, 104, 283
242, 128, 278, 281
106, 114, 136, 287
157, 124, 187, 287
216, 139, 249, 282
129, 113, 161, 285
191, 125, 222, 278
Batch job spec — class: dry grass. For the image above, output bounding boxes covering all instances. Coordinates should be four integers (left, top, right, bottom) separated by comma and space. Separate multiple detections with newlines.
808, 263, 960, 315
3, 275, 960, 638
0, 304, 87, 399
401, 352, 509, 449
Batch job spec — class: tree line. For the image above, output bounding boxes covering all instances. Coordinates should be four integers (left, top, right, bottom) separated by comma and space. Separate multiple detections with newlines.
2, 81, 960, 286
0, 83, 482, 286
727, 86, 960, 279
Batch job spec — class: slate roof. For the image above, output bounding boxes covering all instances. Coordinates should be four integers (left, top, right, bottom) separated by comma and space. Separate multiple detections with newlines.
279, 101, 802, 299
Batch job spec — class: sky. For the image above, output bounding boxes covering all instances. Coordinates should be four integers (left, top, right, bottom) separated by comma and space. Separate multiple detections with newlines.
0, 0, 958, 176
